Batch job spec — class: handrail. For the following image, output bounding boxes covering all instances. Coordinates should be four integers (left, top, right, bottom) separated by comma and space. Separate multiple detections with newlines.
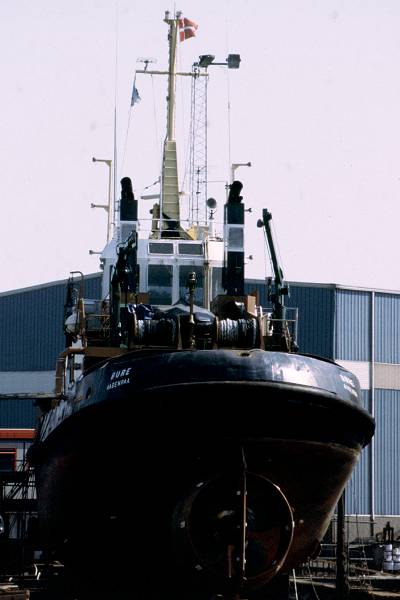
55, 348, 85, 398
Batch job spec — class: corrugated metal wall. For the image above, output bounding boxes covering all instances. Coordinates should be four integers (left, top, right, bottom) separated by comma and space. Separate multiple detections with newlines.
245, 280, 334, 358
345, 390, 371, 515
0, 274, 102, 371
334, 289, 400, 516
335, 289, 400, 363
334, 290, 400, 364
0, 284, 65, 371
334, 288, 374, 516
289, 285, 334, 359
374, 389, 400, 515
0, 399, 39, 428
375, 293, 400, 364
335, 289, 371, 361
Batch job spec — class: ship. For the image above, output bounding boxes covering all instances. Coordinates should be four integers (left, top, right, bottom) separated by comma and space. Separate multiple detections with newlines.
28, 11, 374, 600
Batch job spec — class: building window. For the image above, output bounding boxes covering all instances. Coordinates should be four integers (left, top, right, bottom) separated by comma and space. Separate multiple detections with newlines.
0, 449, 16, 472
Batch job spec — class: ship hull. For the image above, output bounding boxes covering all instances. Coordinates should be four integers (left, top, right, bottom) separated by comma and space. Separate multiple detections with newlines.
30, 349, 374, 598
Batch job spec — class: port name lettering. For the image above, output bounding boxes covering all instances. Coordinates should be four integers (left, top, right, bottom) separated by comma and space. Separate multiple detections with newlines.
106, 377, 130, 390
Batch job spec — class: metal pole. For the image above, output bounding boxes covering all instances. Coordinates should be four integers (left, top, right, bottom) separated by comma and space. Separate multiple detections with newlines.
292, 569, 298, 600
370, 290, 376, 536
107, 160, 112, 242
113, 107, 117, 229
336, 489, 349, 600
92, 158, 113, 243
187, 271, 196, 348
231, 162, 251, 183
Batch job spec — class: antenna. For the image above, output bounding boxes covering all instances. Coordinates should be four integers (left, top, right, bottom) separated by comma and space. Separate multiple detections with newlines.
137, 57, 157, 71
92, 157, 113, 243
231, 162, 252, 183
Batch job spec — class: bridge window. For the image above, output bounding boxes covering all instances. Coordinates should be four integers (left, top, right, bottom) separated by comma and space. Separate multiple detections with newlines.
149, 243, 174, 254
178, 243, 203, 255
211, 267, 223, 299
148, 265, 173, 305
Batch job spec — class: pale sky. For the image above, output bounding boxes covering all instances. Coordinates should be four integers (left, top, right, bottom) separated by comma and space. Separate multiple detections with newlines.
1, 0, 400, 293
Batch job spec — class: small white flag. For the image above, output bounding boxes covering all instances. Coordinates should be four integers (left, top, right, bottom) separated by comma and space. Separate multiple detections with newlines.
131, 83, 141, 107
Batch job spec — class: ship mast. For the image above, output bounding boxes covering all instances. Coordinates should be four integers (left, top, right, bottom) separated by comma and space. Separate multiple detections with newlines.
165, 11, 178, 142
161, 11, 181, 236
136, 13, 210, 238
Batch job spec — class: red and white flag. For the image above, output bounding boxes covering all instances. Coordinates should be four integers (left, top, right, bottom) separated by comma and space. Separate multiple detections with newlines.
178, 17, 198, 42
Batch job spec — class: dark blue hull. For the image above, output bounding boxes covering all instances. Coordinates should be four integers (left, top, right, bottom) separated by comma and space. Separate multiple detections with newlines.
30, 348, 374, 598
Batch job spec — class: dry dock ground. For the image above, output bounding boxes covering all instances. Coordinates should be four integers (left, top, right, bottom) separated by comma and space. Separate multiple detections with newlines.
293, 575, 400, 600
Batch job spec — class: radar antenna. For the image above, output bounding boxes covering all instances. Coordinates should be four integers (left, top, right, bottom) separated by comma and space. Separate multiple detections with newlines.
137, 57, 157, 71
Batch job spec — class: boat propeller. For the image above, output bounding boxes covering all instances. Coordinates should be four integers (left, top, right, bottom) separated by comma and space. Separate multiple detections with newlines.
171, 471, 294, 597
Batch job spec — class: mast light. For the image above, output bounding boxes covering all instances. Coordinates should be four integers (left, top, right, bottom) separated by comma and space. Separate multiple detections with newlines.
198, 54, 241, 69
227, 54, 241, 69
199, 54, 215, 68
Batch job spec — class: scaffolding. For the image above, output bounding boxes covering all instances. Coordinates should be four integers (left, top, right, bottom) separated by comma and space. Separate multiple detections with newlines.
0, 460, 37, 577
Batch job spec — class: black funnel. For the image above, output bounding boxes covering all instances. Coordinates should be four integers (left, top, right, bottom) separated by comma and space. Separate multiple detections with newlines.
120, 177, 137, 221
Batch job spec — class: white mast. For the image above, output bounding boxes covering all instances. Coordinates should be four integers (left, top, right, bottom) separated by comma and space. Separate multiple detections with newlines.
161, 11, 181, 234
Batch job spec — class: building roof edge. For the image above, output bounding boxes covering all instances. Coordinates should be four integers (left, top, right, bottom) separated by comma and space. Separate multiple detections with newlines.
0, 273, 102, 298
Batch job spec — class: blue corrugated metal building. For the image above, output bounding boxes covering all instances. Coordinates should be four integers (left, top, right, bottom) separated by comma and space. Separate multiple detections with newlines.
0, 273, 102, 430
0, 274, 102, 372
1, 275, 399, 536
